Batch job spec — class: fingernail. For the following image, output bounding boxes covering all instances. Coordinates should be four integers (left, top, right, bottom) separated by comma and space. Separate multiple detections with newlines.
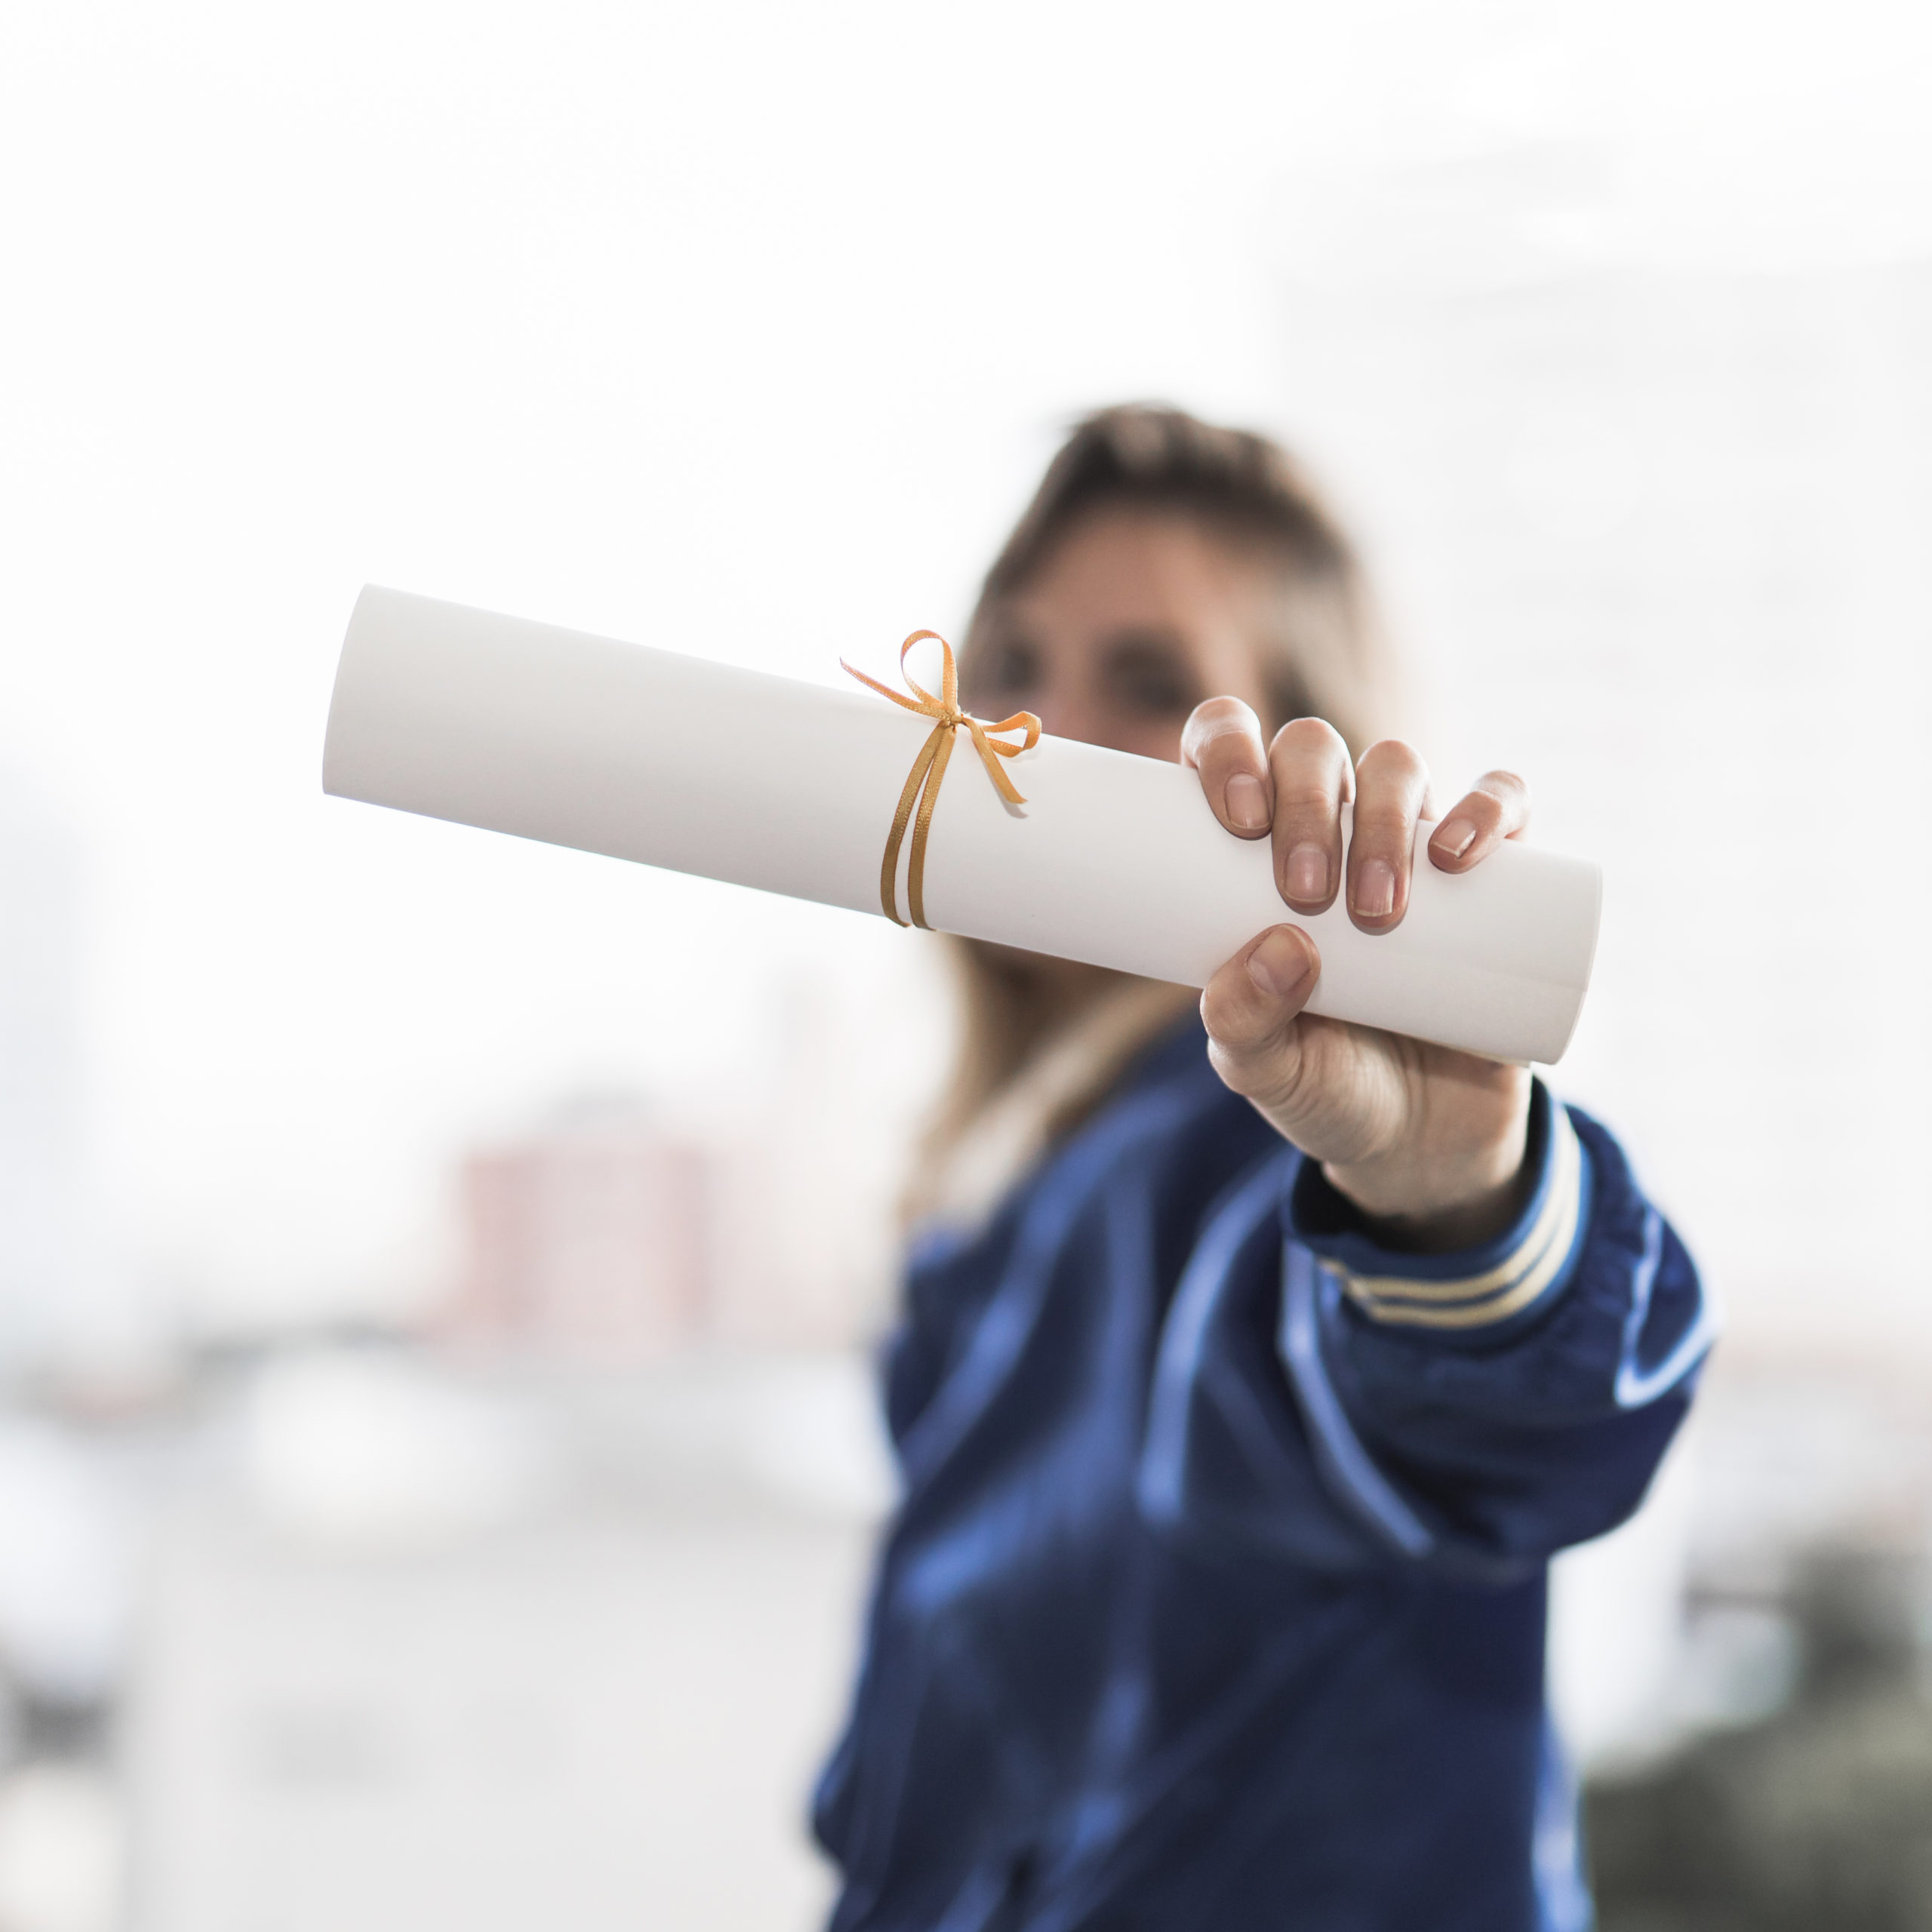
1354, 859, 1395, 918
1285, 843, 1328, 903
1435, 817, 1478, 860
1246, 930, 1312, 1001
1225, 771, 1269, 831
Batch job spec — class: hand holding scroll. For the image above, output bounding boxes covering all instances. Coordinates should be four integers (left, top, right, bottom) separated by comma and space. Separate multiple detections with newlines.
1186, 702, 1536, 1254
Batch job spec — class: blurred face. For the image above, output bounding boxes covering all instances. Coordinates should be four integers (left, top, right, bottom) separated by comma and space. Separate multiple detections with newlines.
961, 504, 1278, 761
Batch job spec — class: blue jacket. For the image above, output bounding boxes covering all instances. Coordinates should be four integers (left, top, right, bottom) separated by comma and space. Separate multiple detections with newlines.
815, 1019, 1711, 1932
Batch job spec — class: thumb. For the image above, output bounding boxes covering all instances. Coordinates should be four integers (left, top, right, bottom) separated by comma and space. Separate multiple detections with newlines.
1200, 926, 1320, 1118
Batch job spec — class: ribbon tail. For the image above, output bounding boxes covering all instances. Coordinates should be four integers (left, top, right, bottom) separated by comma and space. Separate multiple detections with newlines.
966, 723, 1031, 807
906, 721, 956, 931
880, 724, 946, 925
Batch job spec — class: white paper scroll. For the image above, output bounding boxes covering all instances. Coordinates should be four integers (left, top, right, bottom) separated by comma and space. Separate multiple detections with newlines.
323, 587, 1602, 1064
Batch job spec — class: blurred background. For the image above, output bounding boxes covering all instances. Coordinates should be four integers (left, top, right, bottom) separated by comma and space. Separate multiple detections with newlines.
2, 1, 1931, 1926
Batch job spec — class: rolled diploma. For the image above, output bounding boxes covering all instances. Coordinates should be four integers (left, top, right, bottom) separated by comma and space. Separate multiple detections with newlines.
323, 587, 1601, 1065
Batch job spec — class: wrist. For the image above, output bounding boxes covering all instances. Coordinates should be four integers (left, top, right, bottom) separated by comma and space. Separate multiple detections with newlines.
1287, 1086, 1592, 1340
1322, 1122, 1532, 1254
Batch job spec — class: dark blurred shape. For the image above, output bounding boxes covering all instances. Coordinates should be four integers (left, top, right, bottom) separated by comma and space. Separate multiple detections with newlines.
445, 1096, 711, 1361
1588, 1545, 1932, 1932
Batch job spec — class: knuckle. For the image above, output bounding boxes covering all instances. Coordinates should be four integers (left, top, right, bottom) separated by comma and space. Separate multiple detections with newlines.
1269, 715, 1349, 763
1205, 1035, 1300, 1112
1204, 1035, 1260, 1093
1183, 697, 1263, 767
1203, 1017, 1271, 1078
1350, 795, 1418, 844
1357, 737, 1429, 788
1275, 787, 1343, 824
1268, 718, 1352, 811
1200, 976, 1262, 1042
1194, 695, 1260, 731
1476, 768, 1531, 815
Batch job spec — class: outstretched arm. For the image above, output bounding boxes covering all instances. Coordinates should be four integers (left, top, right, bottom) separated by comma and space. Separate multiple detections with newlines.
1136, 703, 1712, 1577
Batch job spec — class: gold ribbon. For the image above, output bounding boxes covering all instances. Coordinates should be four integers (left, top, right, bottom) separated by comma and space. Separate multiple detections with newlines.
840, 631, 1041, 929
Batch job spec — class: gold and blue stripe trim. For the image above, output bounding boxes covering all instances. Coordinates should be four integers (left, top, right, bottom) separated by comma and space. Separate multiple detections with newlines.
1327, 1104, 1586, 1331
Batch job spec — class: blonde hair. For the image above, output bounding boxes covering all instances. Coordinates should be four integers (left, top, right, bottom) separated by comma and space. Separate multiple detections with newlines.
907, 404, 1400, 1224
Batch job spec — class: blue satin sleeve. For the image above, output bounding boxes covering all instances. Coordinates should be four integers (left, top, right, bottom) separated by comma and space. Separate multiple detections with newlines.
1137, 1081, 1714, 1582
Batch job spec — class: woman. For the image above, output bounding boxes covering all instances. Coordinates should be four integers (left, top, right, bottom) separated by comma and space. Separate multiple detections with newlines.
814, 407, 1709, 1931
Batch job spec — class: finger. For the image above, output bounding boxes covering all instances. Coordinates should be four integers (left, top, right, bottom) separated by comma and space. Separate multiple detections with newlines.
1199, 924, 1321, 1109
1180, 697, 1273, 838
1266, 717, 1353, 915
1347, 740, 1431, 933
1426, 770, 1533, 872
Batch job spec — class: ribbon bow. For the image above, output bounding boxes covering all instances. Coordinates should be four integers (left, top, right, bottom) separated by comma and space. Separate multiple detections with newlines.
841, 631, 1041, 929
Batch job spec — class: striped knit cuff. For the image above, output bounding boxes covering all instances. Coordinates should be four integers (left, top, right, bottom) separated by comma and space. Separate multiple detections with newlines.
1285, 1081, 1591, 1336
